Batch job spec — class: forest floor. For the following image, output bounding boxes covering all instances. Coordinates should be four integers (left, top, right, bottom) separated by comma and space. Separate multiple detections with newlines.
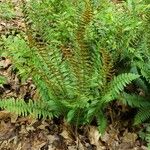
0, 0, 148, 150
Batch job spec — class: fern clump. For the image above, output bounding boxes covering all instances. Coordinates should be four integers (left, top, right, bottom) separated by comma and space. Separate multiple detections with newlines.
1, 0, 149, 134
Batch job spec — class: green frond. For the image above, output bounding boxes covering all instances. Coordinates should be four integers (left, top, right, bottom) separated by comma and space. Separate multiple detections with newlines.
21, 0, 36, 47
134, 107, 150, 125
119, 92, 150, 108
146, 131, 150, 149
103, 73, 140, 102
96, 111, 107, 135
136, 61, 150, 83
0, 98, 60, 119
76, 0, 93, 77
100, 48, 114, 88
130, 65, 149, 94
2, 35, 32, 81
67, 108, 82, 124
21, 1, 74, 95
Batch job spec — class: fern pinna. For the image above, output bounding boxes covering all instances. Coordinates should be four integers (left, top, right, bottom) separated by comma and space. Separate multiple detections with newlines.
1, 0, 147, 134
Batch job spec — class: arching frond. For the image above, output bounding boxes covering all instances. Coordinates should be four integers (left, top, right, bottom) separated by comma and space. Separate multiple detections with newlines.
119, 92, 150, 108
103, 73, 140, 102
0, 98, 60, 119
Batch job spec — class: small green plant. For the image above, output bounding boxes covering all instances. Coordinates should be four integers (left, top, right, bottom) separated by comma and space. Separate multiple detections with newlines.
1, 0, 150, 134
0, 75, 6, 85
0, 1, 15, 20
138, 124, 150, 148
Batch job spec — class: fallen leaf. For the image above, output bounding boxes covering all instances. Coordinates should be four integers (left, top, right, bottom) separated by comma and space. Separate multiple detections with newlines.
122, 131, 138, 143
0, 59, 11, 69
76, 137, 84, 150
88, 126, 105, 149
10, 113, 18, 123
0, 120, 15, 140
0, 110, 11, 120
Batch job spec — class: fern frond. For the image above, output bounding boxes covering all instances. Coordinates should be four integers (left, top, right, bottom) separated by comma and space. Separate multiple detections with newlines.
35, 47, 69, 94
96, 110, 107, 135
134, 107, 150, 125
76, 0, 93, 76
103, 73, 140, 102
21, 0, 35, 46
100, 49, 114, 88
136, 61, 150, 83
146, 130, 150, 149
0, 98, 60, 119
60, 44, 82, 92
119, 92, 150, 108
21, 0, 72, 94
67, 108, 83, 124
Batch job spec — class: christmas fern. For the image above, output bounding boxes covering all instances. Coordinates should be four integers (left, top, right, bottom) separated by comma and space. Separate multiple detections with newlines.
1, 0, 149, 134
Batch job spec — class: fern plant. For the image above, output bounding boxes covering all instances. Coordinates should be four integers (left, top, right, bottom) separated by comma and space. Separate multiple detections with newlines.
126, 1, 150, 125
90, 0, 150, 126
1, 0, 149, 134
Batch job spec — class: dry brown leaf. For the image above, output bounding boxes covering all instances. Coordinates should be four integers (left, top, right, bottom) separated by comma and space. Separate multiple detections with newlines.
47, 135, 58, 144
76, 137, 85, 150
19, 125, 28, 134
122, 131, 138, 143
48, 145, 56, 150
26, 125, 35, 132
88, 126, 105, 150
0, 59, 11, 69
37, 121, 49, 130
0, 25, 2, 31
60, 123, 74, 145
16, 143, 22, 150
101, 126, 120, 149
32, 140, 47, 150
60, 129, 72, 141
0, 120, 15, 141
68, 145, 77, 150
10, 113, 18, 123
21, 139, 32, 150
0, 110, 11, 119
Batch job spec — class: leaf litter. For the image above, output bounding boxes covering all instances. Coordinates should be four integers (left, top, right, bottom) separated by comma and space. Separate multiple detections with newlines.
0, 57, 148, 149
